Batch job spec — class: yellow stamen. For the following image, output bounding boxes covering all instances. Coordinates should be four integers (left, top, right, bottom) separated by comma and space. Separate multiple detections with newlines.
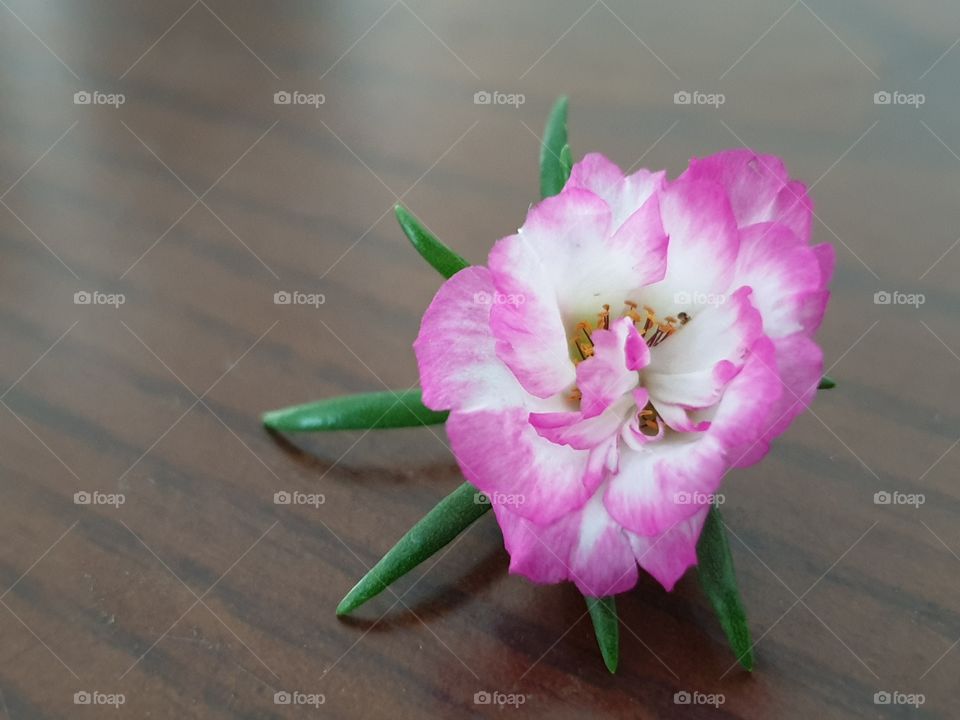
597, 304, 610, 330
638, 403, 662, 436
567, 301, 693, 412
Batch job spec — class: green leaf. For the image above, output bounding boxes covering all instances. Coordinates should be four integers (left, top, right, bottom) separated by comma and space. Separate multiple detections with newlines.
540, 96, 570, 198
262, 389, 448, 433
395, 204, 469, 279
337, 482, 490, 615
585, 595, 619, 673
696, 506, 754, 671
818, 375, 836, 389
559, 143, 573, 176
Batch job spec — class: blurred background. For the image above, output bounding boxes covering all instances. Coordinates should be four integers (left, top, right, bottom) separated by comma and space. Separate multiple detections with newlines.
0, 1, 958, 717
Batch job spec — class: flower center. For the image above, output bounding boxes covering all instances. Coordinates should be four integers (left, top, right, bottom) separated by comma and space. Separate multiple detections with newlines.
636, 404, 662, 437
571, 301, 690, 362
569, 301, 692, 437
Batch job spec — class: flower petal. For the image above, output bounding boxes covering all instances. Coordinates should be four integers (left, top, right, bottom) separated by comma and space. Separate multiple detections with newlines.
576, 317, 647, 418
487, 187, 667, 398
627, 505, 709, 591
566, 152, 666, 229
711, 335, 784, 467
621, 387, 665, 449
655, 177, 740, 297
569, 493, 638, 596
529, 404, 625, 451
446, 407, 590, 524
732, 223, 827, 338
487, 237, 577, 399
653, 400, 712, 433
414, 266, 522, 413
793, 242, 835, 334
606, 331, 780, 536
644, 286, 762, 383
604, 434, 727, 536
812, 242, 836, 284
493, 502, 575, 586
734, 333, 821, 467
681, 149, 813, 240
530, 399, 631, 494
645, 362, 738, 411
495, 490, 638, 597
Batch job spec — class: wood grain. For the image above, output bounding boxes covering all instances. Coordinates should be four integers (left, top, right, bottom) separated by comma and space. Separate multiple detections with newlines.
1, 1, 959, 717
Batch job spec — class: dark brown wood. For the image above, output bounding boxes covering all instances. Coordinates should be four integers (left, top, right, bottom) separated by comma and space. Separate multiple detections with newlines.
1, 1, 958, 717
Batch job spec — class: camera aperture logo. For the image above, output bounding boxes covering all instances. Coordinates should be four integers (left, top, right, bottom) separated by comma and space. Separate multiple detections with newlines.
274, 690, 325, 707
74, 290, 125, 308
674, 290, 726, 306
873, 91, 924, 108
874, 491, 924, 508
673, 690, 725, 707
473, 690, 527, 708
473, 90, 525, 108
873, 290, 924, 308
274, 290, 325, 307
674, 90, 725, 108
273, 90, 325, 108
74, 90, 125, 108
674, 491, 724, 506
74, 491, 125, 508
474, 491, 525, 508
74, 691, 125, 708
874, 690, 924, 708
473, 290, 525, 307
274, 490, 325, 508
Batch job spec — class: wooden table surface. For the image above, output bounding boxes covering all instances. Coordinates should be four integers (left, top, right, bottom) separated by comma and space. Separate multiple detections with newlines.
1, 1, 959, 718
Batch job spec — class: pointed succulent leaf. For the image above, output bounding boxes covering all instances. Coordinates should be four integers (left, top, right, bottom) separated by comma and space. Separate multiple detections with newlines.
337, 482, 490, 615
540, 96, 570, 198
586, 595, 619, 673
262, 390, 448, 432
696, 505, 754, 671
395, 204, 469, 279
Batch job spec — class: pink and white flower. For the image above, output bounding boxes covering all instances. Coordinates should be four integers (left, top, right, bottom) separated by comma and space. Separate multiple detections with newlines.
414, 150, 833, 597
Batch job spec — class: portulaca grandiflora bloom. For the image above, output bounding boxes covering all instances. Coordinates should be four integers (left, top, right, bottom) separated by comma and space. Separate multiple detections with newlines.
415, 150, 833, 597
